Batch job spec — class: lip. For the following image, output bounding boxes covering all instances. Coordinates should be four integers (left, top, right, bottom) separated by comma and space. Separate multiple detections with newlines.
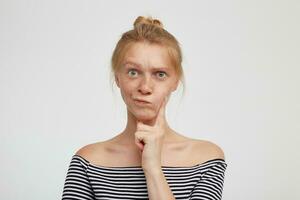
134, 99, 151, 104
134, 98, 150, 103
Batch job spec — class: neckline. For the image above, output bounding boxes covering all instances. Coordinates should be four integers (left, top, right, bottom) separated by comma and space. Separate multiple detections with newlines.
74, 154, 226, 169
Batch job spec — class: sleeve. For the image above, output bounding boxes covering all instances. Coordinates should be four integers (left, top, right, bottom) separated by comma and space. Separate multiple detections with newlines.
61, 155, 95, 200
189, 162, 227, 200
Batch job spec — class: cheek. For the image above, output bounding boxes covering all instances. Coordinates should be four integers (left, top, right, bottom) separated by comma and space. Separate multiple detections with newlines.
158, 86, 172, 98
119, 81, 135, 102
120, 86, 131, 100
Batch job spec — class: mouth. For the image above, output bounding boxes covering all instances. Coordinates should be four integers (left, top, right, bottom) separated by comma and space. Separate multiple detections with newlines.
134, 99, 151, 105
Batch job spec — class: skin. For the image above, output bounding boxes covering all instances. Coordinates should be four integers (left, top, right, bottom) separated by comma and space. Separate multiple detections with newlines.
76, 41, 225, 166
114, 41, 181, 199
114, 42, 181, 171
75, 41, 225, 199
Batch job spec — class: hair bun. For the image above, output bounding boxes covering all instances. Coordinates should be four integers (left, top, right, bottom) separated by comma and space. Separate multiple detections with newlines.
133, 16, 164, 29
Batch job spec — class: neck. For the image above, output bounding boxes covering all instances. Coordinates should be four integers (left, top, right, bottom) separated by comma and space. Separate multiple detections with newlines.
117, 109, 175, 145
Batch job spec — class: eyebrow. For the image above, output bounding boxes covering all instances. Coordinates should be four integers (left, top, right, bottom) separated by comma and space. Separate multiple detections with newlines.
123, 61, 170, 71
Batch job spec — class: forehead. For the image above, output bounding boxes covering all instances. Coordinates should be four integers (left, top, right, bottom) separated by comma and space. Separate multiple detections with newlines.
122, 42, 172, 70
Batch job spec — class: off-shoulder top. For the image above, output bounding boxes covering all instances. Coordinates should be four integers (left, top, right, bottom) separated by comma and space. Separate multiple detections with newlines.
62, 155, 227, 200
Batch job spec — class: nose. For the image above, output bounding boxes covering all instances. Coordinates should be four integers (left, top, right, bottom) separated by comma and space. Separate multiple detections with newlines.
138, 76, 153, 95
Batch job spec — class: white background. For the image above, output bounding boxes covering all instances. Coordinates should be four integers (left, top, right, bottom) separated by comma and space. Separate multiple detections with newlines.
1, 0, 299, 199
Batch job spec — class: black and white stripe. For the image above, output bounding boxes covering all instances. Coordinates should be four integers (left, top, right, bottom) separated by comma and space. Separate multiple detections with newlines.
62, 155, 227, 200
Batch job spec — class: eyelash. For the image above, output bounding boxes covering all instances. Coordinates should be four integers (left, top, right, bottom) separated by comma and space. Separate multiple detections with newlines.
127, 69, 167, 79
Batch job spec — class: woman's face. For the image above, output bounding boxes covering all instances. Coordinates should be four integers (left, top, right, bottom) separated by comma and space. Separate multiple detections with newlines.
115, 42, 179, 121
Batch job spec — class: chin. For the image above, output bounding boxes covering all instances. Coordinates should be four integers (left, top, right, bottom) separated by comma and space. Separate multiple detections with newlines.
131, 109, 156, 121
136, 116, 154, 122
136, 111, 155, 120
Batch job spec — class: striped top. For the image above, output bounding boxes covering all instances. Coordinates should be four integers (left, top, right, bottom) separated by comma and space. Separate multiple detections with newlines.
62, 155, 227, 200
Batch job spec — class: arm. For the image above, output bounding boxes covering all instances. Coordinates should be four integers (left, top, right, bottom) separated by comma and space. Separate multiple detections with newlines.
61, 155, 95, 200
189, 161, 227, 200
144, 169, 176, 200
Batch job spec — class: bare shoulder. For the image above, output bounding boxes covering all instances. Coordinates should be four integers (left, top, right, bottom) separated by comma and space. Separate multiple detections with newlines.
74, 139, 128, 166
75, 141, 106, 162
192, 139, 225, 162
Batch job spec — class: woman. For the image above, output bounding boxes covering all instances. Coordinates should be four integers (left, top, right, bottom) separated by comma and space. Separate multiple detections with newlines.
62, 16, 227, 200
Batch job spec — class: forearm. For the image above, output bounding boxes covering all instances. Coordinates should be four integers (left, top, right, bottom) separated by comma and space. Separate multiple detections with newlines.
144, 169, 176, 200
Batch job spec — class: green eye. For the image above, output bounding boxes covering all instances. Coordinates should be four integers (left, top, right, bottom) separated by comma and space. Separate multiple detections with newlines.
157, 71, 167, 78
128, 69, 138, 77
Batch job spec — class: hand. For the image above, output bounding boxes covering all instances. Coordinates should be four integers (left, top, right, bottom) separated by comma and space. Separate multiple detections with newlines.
134, 96, 169, 172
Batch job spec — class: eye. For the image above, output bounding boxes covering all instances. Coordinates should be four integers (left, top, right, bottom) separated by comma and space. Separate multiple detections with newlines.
156, 71, 167, 79
127, 69, 138, 77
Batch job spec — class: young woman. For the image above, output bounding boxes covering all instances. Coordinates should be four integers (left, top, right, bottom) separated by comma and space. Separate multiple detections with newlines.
62, 16, 227, 200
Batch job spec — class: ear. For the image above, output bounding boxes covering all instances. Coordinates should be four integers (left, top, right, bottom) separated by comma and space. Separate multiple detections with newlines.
115, 74, 120, 88
171, 79, 179, 92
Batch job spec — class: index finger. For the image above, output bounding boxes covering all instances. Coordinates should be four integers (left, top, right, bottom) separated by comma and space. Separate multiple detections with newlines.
155, 96, 168, 126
